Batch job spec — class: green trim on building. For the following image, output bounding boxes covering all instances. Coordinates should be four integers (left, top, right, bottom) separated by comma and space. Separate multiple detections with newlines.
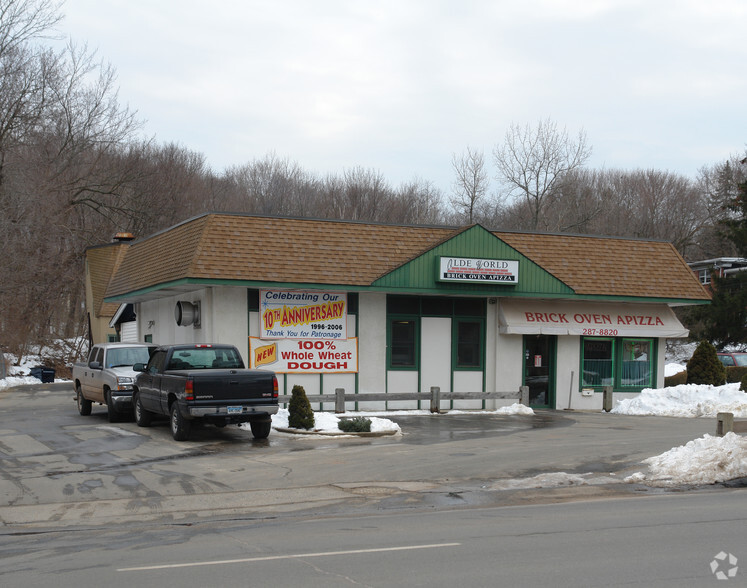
371, 224, 575, 297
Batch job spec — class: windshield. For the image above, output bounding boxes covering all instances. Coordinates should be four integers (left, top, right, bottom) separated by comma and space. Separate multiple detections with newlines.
106, 347, 154, 368
167, 347, 244, 370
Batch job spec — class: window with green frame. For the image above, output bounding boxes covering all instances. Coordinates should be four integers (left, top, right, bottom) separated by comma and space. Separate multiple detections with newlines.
581, 337, 655, 391
453, 319, 484, 370
388, 318, 419, 369
387, 295, 485, 371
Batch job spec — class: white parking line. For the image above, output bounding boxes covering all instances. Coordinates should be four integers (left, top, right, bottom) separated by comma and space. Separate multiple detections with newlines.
118, 542, 461, 572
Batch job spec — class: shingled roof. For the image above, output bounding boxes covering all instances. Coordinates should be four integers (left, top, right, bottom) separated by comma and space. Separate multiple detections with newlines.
86, 241, 131, 317
103, 213, 710, 303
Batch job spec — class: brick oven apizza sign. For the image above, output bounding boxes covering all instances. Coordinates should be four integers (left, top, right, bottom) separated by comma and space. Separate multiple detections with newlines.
498, 300, 689, 338
438, 256, 519, 284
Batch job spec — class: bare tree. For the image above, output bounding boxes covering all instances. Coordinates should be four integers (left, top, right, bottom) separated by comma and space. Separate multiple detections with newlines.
493, 118, 592, 230
450, 146, 488, 224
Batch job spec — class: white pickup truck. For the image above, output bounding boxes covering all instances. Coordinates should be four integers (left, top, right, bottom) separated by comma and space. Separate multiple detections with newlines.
73, 342, 157, 422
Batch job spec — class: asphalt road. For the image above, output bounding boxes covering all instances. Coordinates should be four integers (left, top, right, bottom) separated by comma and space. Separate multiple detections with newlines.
0, 381, 726, 530
2, 490, 745, 587
1, 381, 745, 586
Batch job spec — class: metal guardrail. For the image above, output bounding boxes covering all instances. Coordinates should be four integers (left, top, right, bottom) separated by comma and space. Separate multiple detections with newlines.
278, 386, 530, 413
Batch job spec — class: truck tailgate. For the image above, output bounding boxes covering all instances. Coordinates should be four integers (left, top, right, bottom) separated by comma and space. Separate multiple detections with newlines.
183, 369, 276, 404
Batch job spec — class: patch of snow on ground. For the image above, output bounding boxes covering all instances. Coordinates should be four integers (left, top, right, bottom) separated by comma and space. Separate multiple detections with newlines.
611, 383, 747, 418
270, 403, 533, 435
0, 375, 42, 390
625, 433, 747, 487
270, 408, 402, 435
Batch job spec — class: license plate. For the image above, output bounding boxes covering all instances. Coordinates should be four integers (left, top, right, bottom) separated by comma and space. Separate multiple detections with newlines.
227, 406, 242, 414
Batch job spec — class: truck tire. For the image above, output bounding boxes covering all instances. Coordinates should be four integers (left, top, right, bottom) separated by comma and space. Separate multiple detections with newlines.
105, 388, 121, 423
170, 403, 191, 441
76, 384, 92, 416
250, 416, 272, 439
133, 393, 153, 427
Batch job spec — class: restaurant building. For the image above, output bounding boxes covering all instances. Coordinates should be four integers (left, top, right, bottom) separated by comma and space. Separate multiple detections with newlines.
88, 212, 710, 411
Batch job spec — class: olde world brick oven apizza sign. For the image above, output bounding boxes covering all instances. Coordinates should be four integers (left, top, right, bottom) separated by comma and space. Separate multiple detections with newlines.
438, 256, 519, 284
498, 300, 689, 338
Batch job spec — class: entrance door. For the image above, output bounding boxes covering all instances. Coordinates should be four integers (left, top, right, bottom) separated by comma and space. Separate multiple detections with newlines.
523, 335, 555, 408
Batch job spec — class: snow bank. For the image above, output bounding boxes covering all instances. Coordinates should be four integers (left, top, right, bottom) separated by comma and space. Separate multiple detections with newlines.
270, 408, 402, 435
664, 363, 686, 377
611, 383, 747, 418
626, 433, 747, 487
0, 375, 42, 390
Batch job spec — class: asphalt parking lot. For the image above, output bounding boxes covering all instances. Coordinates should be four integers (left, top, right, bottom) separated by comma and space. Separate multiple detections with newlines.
0, 381, 720, 530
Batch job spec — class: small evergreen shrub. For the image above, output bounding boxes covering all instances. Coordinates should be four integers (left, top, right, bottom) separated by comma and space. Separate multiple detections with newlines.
288, 385, 315, 430
338, 416, 372, 433
740, 374, 747, 392
686, 340, 726, 386
664, 370, 687, 387
726, 366, 747, 384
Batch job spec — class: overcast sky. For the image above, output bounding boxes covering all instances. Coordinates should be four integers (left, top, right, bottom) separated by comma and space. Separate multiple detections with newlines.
58, 0, 746, 193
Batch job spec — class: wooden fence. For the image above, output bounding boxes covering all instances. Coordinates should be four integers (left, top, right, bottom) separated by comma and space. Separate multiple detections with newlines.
278, 386, 529, 413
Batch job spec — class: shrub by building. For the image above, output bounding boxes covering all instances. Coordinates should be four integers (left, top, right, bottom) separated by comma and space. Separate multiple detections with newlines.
686, 340, 726, 386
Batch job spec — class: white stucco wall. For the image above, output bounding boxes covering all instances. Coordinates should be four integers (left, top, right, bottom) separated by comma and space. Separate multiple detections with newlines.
358, 292, 387, 395
490, 332, 524, 409
137, 287, 249, 364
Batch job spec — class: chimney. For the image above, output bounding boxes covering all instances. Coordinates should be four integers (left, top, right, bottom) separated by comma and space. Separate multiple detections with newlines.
112, 232, 135, 243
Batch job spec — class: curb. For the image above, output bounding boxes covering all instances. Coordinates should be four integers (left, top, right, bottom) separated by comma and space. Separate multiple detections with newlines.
273, 427, 398, 437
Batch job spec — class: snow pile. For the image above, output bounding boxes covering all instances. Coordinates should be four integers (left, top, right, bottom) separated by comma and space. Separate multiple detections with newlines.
664, 363, 686, 377
271, 408, 402, 435
490, 403, 535, 416
0, 375, 42, 390
491, 471, 616, 490
611, 383, 747, 418
626, 433, 747, 487
269, 403, 533, 436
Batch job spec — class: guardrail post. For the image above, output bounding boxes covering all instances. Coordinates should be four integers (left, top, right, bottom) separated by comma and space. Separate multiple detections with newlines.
717, 412, 733, 436
602, 386, 614, 412
335, 388, 345, 414
519, 386, 529, 406
430, 387, 440, 413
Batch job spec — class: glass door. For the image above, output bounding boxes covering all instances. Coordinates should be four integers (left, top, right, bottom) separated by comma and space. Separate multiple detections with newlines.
523, 335, 556, 408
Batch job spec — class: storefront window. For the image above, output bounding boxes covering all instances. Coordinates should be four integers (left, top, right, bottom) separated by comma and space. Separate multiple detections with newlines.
455, 320, 482, 368
582, 339, 614, 387
581, 337, 655, 391
621, 339, 652, 388
390, 319, 418, 368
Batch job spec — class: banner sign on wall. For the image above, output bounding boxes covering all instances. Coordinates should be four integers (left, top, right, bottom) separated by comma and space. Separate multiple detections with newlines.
438, 256, 519, 284
498, 300, 689, 338
260, 289, 347, 340
250, 337, 358, 374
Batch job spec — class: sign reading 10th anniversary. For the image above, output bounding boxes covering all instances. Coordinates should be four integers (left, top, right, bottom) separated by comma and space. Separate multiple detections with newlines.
260, 289, 347, 340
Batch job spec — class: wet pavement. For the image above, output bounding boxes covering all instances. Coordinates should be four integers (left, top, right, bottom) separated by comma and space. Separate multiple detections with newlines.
0, 381, 721, 530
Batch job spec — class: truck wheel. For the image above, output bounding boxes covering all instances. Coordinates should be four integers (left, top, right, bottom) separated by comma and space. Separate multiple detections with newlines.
105, 388, 121, 423
170, 403, 191, 441
250, 417, 272, 440
133, 393, 152, 427
76, 384, 92, 416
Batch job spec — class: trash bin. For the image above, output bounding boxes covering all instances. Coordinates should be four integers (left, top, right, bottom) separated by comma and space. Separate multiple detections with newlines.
30, 366, 55, 383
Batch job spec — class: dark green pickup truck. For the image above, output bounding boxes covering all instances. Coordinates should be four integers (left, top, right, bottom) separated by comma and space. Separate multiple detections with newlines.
133, 344, 278, 441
